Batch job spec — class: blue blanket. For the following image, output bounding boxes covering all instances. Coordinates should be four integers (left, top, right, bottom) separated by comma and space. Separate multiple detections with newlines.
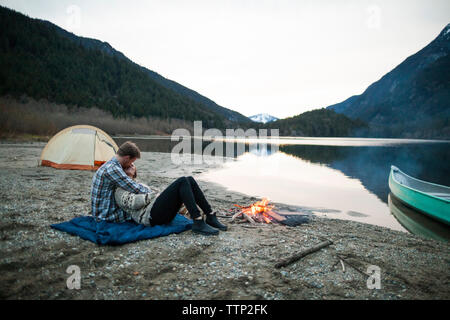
50, 214, 193, 245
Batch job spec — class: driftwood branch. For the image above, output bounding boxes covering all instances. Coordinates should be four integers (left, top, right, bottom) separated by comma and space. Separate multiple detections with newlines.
336, 254, 369, 276
275, 240, 333, 268
340, 259, 345, 272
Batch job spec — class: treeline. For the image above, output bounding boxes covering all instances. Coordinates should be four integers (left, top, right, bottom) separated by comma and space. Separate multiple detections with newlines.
0, 95, 368, 139
264, 108, 367, 137
0, 6, 226, 128
0, 96, 194, 138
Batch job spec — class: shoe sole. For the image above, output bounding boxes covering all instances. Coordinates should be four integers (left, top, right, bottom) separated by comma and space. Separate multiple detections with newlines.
206, 222, 227, 231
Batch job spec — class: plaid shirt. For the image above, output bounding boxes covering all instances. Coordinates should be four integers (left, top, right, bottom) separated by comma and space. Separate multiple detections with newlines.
91, 157, 150, 222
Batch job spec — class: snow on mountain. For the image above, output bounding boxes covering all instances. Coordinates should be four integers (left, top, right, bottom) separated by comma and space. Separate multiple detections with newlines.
443, 23, 450, 36
248, 113, 279, 123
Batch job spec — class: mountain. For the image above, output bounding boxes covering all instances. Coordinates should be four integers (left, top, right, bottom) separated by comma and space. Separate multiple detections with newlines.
249, 113, 279, 123
327, 24, 450, 139
264, 108, 367, 137
0, 6, 250, 128
38, 20, 251, 124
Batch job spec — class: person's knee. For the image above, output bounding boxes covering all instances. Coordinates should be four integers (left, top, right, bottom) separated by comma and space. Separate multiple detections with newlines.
176, 176, 189, 186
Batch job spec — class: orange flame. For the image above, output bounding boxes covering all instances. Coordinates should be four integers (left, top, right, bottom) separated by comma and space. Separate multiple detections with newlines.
233, 197, 277, 223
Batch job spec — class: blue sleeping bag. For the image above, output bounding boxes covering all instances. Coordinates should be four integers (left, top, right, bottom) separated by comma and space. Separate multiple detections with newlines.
50, 214, 193, 245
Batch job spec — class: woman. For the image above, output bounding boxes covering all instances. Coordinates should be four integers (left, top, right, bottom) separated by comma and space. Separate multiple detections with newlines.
115, 164, 227, 236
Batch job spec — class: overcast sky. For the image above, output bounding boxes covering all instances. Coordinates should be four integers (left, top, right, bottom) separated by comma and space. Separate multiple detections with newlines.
1, 0, 449, 119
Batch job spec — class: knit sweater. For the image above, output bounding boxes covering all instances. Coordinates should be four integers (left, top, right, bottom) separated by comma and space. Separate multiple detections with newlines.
114, 183, 157, 226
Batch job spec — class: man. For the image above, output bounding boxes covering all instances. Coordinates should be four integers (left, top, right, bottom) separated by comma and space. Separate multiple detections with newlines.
91, 141, 151, 223
91, 141, 225, 236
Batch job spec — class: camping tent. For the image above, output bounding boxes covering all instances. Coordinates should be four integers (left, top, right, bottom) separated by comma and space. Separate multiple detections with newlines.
40, 125, 119, 170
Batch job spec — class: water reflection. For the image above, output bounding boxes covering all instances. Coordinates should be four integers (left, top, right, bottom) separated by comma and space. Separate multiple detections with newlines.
197, 150, 406, 231
115, 137, 279, 157
278, 144, 450, 205
388, 194, 450, 242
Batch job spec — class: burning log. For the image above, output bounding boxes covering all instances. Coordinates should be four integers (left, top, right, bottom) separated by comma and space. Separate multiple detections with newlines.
231, 211, 243, 222
242, 213, 255, 224
232, 198, 285, 224
265, 211, 285, 222
274, 240, 333, 268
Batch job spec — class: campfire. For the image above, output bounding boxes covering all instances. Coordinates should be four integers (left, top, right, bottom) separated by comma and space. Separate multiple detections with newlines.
231, 197, 285, 224
179, 197, 289, 225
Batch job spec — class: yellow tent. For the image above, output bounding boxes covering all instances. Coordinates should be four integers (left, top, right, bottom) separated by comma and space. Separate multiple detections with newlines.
40, 125, 119, 171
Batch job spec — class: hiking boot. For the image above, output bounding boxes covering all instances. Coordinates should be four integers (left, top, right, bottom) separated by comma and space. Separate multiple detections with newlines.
205, 212, 228, 231
192, 219, 219, 236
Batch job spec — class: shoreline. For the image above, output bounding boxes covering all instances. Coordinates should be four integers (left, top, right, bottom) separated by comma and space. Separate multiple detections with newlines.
0, 142, 449, 299
2, 133, 450, 144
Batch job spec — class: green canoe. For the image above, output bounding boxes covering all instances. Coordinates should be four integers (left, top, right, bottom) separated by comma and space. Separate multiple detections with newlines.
388, 165, 450, 225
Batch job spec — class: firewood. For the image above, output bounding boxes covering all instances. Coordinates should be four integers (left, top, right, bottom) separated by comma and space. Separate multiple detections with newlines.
256, 215, 265, 223
231, 212, 242, 222
216, 214, 232, 219
242, 213, 255, 223
266, 211, 286, 221
232, 198, 288, 224
274, 240, 333, 268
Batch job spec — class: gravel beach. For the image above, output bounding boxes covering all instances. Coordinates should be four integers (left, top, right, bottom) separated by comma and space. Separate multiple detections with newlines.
0, 142, 449, 300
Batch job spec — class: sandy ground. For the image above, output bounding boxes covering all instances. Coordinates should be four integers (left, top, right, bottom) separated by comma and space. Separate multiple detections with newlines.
0, 142, 449, 300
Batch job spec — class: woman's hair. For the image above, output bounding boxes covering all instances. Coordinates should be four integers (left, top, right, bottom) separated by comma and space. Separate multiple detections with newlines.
117, 141, 141, 159
125, 166, 137, 179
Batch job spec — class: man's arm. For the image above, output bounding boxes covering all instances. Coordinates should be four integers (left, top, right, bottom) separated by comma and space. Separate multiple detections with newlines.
105, 164, 150, 194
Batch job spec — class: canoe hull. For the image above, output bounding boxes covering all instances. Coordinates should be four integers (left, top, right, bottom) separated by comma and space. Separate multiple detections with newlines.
388, 167, 450, 225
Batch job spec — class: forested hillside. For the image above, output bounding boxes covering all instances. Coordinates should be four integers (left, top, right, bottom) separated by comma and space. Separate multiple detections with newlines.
264, 108, 367, 137
0, 6, 235, 128
327, 24, 450, 139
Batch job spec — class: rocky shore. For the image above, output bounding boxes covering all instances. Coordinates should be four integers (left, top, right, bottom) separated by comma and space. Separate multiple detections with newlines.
0, 142, 449, 300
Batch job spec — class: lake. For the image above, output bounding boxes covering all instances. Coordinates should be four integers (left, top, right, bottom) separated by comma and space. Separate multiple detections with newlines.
116, 136, 450, 240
